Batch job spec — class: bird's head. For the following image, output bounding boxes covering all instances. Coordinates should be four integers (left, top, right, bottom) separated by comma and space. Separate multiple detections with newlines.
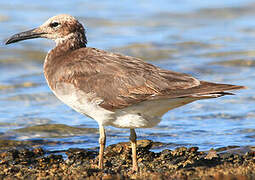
5, 14, 87, 46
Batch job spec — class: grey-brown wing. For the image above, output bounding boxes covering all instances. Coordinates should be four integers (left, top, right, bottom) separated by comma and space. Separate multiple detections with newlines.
55, 48, 244, 111
54, 48, 198, 110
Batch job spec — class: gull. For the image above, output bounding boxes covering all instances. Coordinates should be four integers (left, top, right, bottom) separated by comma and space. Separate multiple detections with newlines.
5, 14, 245, 172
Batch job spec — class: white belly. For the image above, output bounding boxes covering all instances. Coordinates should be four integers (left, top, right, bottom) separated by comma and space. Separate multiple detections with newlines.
112, 97, 196, 128
52, 82, 196, 129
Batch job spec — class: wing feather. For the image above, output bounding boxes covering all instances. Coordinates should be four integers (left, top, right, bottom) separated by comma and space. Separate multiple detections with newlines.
49, 47, 244, 111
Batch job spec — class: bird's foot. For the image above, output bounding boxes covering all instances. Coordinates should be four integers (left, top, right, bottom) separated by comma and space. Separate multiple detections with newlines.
131, 164, 139, 173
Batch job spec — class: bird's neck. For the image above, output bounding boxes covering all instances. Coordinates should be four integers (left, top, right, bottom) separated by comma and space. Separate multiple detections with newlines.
45, 32, 87, 62
54, 32, 87, 54
43, 32, 87, 90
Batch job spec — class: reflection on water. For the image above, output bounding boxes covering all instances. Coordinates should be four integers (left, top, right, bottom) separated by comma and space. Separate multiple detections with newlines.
0, 0, 254, 151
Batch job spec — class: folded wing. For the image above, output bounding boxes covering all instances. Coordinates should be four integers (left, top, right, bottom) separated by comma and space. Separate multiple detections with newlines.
54, 48, 245, 111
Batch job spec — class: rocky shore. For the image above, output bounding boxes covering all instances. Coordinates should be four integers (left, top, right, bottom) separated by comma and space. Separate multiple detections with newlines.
0, 139, 254, 179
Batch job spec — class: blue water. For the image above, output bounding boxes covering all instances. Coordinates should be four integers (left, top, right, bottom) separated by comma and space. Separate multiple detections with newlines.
0, 0, 254, 151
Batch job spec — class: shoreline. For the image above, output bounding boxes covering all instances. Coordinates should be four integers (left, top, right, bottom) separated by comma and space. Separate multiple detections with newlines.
0, 139, 254, 179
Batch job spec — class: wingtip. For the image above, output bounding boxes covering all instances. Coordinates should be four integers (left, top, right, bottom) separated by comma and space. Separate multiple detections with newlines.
241, 85, 248, 89
5, 39, 11, 45
234, 85, 248, 90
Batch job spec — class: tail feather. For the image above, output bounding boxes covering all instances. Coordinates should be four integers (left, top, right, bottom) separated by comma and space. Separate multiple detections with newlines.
191, 91, 235, 99
187, 81, 246, 98
150, 81, 245, 101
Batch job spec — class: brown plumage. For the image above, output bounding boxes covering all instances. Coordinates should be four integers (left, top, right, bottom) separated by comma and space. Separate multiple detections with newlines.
5, 14, 246, 172
44, 46, 244, 111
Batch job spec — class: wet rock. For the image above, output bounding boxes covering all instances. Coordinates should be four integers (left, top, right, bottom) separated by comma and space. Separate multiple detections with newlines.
66, 148, 97, 166
0, 140, 254, 179
205, 149, 218, 160
33, 148, 45, 156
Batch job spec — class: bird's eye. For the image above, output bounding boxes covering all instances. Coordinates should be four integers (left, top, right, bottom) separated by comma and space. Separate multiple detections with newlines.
50, 22, 60, 28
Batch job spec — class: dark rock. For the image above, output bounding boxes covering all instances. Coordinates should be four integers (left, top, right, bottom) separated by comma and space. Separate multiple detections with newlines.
0, 140, 254, 179
205, 149, 218, 160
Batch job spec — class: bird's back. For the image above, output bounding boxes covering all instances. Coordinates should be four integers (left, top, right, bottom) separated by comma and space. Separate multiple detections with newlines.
44, 47, 245, 113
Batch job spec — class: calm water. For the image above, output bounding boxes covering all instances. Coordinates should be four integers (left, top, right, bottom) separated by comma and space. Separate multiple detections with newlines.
0, 0, 255, 151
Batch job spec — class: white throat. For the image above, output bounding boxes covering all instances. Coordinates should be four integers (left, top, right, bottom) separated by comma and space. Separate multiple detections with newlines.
55, 33, 74, 46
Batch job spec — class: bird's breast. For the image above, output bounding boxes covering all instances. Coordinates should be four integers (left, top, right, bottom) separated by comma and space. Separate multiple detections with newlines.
51, 81, 115, 125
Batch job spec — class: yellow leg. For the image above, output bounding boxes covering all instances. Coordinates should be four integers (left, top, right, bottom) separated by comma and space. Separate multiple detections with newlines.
130, 129, 138, 172
98, 125, 106, 169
